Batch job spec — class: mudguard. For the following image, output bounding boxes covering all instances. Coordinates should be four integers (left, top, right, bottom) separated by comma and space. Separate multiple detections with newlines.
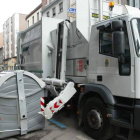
78, 84, 115, 110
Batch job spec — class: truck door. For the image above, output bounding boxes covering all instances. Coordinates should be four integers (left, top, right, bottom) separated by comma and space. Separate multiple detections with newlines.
90, 20, 134, 98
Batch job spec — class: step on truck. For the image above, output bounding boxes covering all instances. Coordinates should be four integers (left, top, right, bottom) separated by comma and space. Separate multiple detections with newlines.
16, 0, 140, 140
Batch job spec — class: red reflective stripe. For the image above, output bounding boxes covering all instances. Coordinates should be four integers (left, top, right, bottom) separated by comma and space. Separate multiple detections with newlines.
41, 101, 45, 107
54, 102, 59, 108
40, 97, 45, 111
59, 100, 62, 104
50, 107, 54, 113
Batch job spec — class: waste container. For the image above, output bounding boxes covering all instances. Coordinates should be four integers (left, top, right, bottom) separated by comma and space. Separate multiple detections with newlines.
0, 70, 46, 139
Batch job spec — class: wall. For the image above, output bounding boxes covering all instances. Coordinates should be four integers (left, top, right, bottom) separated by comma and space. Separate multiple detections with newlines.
26, 8, 42, 28
106, 0, 129, 4
3, 13, 27, 68
14, 14, 19, 57
0, 33, 3, 48
4, 18, 12, 59
42, 0, 47, 9
42, 0, 68, 20
11, 15, 15, 58
0, 48, 3, 65
19, 14, 27, 31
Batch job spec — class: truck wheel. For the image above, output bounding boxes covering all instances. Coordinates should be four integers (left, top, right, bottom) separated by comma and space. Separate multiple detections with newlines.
83, 97, 115, 140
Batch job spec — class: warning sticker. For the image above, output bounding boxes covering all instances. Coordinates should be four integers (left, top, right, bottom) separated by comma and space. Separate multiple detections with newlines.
92, 13, 110, 20
76, 60, 83, 72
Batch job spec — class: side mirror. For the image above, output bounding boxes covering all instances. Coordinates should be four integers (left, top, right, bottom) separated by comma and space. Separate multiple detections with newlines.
113, 31, 125, 56
112, 20, 125, 56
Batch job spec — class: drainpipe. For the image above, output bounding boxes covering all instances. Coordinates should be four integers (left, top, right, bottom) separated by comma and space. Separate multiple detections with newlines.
99, 0, 103, 22
135, 0, 140, 8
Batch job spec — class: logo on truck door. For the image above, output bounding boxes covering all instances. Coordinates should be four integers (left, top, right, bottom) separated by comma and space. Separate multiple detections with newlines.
105, 58, 109, 67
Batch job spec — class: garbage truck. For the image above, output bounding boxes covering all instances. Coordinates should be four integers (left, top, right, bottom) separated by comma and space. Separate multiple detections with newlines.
13, 0, 140, 140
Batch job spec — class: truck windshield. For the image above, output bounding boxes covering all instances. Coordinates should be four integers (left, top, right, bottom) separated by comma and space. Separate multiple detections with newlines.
132, 19, 140, 57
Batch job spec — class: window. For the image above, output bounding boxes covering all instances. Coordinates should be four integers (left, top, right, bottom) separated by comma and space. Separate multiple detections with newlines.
131, 19, 140, 56
28, 20, 29, 27
59, 2, 63, 13
47, 11, 50, 17
52, 7, 56, 17
99, 21, 131, 75
99, 21, 130, 57
37, 12, 39, 21
100, 32, 112, 55
32, 16, 34, 25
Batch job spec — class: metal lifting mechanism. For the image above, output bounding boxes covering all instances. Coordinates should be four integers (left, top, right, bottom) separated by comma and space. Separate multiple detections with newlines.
39, 20, 77, 119
39, 82, 76, 119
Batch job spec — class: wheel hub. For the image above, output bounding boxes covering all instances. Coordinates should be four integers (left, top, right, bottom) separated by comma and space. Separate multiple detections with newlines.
87, 109, 102, 130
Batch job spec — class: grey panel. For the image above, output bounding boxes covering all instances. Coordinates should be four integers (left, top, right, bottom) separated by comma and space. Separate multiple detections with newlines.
27, 107, 41, 120
28, 115, 43, 128
22, 66, 42, 78
27, 99, 41, 113
0, 122, 19, 130
0, 98, 17, 106
26, 91, 44, 104
67, 21, 89, 60
22, 24, 41, 44
28, 121, 45, 132
0, 131, 20, 139
0, 114, 18, 123
66, 60, 73, 76
0, 76, 18, 98
21, 38, 42, 65
0, 106, 17, 115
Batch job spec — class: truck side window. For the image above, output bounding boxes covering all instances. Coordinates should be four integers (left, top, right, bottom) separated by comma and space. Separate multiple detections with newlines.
100, 32, 113, 56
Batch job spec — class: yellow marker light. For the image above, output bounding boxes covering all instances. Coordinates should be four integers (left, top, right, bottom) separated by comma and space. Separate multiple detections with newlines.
109, 1, 114, 12
109, 1, 115, 7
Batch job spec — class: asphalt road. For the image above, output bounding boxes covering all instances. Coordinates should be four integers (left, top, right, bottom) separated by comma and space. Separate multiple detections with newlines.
4, 110, 140, 140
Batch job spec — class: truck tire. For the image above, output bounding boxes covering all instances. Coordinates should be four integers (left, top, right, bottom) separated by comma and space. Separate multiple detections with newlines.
83, 97, 115, 140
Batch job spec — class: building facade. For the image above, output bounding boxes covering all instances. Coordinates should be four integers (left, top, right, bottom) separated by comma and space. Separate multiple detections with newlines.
0, 32, 3, 67
42, 0, 47, 9
3, 13, 27, 70
42, 0, 68, 19
41, 0, 76, 21
26, 4, 42, 28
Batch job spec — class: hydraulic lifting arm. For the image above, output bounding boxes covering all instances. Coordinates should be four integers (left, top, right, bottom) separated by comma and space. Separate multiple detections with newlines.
39, 20, 77, 119
39, 81, 76, 119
